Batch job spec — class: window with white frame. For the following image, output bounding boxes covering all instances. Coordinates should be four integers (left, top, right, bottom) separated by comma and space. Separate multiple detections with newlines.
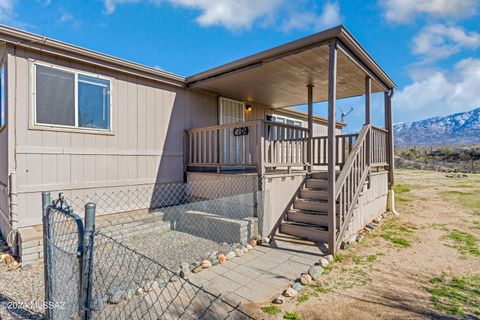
0, 59, 6, 129
266, 114, 302, 140
34, 64, 111, 130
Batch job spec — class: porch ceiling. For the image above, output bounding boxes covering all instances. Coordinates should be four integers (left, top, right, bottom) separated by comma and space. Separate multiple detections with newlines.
186, 26, 395, 109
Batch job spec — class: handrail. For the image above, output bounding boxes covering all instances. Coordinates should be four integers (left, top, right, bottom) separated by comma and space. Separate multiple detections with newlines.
371, 125, 388, 133
335, 124, 370, 197
186, 119, 262, 133
334, 124, 371, 250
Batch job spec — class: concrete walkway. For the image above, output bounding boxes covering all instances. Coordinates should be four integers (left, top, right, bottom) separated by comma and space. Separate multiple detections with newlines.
189, 237, 327, 305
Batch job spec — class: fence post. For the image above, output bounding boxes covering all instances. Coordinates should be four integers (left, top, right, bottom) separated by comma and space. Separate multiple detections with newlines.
81, 203, 96, 320
41, 192, 52, 320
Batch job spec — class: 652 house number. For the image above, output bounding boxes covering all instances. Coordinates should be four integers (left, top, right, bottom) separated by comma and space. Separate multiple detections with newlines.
233, 127, 249, 136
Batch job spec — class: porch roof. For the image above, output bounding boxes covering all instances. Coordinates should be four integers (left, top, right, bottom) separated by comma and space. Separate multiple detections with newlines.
186, 25, 396, 109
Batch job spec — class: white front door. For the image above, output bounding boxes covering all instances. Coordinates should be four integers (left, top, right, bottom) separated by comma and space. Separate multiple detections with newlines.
219, 97, 245, 165
219, 97, 244, 125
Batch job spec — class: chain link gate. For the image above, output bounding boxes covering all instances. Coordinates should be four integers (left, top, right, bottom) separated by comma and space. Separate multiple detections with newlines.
42, 192, 95, 320
42, 191, 255, 320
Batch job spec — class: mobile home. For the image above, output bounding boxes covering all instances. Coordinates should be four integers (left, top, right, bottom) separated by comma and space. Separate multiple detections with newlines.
0, 24, 396, 264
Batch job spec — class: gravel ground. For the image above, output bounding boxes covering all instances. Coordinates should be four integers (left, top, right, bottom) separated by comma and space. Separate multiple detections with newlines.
122, 230, 227, 270
0, 258, 45, 320
0, 230, 235, 320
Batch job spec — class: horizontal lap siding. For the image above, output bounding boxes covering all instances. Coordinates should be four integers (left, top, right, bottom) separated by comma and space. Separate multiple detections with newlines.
12, 48, 218, 227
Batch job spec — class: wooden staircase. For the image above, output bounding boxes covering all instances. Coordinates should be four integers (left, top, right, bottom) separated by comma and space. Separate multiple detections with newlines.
276, 124, 374, 252
279, 171, 338, 243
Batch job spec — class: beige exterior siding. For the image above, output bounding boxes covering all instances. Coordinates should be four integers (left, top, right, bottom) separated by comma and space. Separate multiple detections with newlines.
344, 171, 388, 240
3, 47, 341, 235
0, 43, 9, 238
9, 47, 218, 228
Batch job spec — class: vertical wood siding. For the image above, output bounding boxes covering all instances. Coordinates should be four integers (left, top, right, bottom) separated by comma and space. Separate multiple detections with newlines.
344, 171, 388, 240
0, 43, 9, 237
12, 49, 218, 227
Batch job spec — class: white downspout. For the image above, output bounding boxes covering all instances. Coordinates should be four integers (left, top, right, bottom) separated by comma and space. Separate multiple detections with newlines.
386, 89, 399, 215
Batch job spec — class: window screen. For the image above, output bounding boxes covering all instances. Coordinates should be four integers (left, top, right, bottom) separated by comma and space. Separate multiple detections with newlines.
219, 97, 244, 125
78, 75, 110, 129
36, 65, 75, 126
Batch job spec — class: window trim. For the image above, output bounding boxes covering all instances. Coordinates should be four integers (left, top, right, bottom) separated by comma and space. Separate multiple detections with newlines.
32, 62, 113, 133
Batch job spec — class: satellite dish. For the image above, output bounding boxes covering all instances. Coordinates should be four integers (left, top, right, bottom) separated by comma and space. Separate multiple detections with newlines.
339, 107, 354, 122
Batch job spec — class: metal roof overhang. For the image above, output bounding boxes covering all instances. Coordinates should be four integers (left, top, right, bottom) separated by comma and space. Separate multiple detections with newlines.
186, 25, 396, 109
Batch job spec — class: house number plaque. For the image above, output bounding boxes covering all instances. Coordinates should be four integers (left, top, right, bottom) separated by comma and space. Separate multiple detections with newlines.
233, 127, 249, 136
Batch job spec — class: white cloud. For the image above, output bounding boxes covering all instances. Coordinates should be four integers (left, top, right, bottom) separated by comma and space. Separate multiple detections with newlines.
282, 2, 341, 31
167, 0, 283, 30
57, 11, 82, 28
381, 0, 478, 23
412, 24, 480, 62
103, 0, 342, 32
0, 0, 14, 21
103, 0, 142, 15
394, 58, 480, 122
103, 0, 282, 28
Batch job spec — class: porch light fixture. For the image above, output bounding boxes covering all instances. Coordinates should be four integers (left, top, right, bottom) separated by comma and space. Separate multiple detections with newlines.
245, 104, 252, 112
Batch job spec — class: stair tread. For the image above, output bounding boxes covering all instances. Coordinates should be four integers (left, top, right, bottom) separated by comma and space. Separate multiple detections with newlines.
295, 198, 327, 203
302, 188, 329, 192
288, 208, 328, 215
281, 220, 328, 230
274, 232, 322, 245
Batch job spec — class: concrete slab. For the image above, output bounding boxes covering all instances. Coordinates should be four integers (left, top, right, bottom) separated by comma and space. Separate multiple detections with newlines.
189, 238, 326, 305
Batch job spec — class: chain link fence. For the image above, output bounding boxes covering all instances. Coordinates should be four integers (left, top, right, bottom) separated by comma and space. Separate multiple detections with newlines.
43, 175, 262, 319
64, 175, 266, 270
89, 232, 252, 319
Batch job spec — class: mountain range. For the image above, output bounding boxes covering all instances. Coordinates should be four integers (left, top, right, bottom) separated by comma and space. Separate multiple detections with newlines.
394, 107, 480, 146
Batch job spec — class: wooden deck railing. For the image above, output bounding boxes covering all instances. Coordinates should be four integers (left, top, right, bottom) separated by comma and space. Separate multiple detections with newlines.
185, 120, 261, 170
334, 124, 372, 250
311, 133, 359, 166
371, 126, 388, 166
263, 121, 309, 170
185, 120, 387, 174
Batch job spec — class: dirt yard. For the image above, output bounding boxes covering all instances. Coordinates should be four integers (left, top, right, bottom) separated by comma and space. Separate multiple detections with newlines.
251, 169, 480, 320
1, 169, 479, 320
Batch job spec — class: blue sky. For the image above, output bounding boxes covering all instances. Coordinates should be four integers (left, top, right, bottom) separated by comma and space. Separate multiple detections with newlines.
1, 0, 479, 132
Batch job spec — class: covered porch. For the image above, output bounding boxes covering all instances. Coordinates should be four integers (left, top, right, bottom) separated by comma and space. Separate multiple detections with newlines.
184, 25, 396, 253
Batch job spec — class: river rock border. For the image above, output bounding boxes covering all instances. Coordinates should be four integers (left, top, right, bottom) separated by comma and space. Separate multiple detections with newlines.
178, 239, 260, 279
272, 213, 390, 304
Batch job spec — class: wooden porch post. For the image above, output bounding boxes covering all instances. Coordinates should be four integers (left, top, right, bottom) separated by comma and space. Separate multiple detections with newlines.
385, 90, 398, 214
385, 90, 395, 188
365, 76, 372, 169
327, 40, 338, 253
307, 84, 314, 172
365, 77, 371, 125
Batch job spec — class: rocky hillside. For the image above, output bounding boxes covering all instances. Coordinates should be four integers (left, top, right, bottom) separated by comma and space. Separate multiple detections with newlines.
394, 107, 480, 146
